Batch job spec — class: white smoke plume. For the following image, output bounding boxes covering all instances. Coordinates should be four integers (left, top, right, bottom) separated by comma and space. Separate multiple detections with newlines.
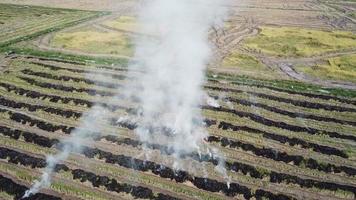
24, 0, 230, 196
206, 94, 221, 108
23, 106, 108, 198
125, 0, 230, 174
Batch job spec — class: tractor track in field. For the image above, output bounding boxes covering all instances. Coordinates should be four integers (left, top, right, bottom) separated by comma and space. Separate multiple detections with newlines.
212, 0, 356, 90
238, 46, 356, 90
271, 49, 356, 90
211, 16, 261, 66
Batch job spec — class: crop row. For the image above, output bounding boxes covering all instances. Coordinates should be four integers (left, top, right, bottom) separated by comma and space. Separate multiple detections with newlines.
0, 174, 61, 200
101, 124, 356, 195
0, 147, 180, 200
216, 121, 348, 158
2, 85, 348, 164
206, 86, 356, 113
0, 82, 125, 113
0, 81, 354, 170
4, 107, 354, 182
0, 126, 59, 148
113, 117, 356, 180
25, 56, 85, 66
17, 68, 356, 130
1, 123, 355, 198
207, 132, 356, 176
205, 106, 356, 142
8, 74, 355, 143
208, 77, 356, 105
72, 169, 181, 200
0, 83, 347, 159
0, 82, 93, 107
112, 119, 348, 163
29, 61, 126, 79
21, 67, 356, 126
1, 79, 352, 163
0, 95, 82, 119
21, 69, 121, 90
29, 59, 126, 71
223, 96, 356, 126
22, 61, 356, 114
28, 59, 355, 106
80, 146, 291, 200
19, 76, 115, 97
0, 140, 294, 200
100, 134, 356, 197
0, 108, 74, 134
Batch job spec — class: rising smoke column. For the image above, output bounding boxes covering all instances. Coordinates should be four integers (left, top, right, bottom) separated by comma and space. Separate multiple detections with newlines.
126, 0, 229, 169
24, 0, 229, 197
23, 106, 108, 198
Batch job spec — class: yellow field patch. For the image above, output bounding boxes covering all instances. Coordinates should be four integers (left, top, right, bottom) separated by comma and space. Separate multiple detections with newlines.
296, 54, 356, 83
222, 52, 279, 79
51, 27, 133, 56
243, 26, 356, 57
102, 16, 139, 33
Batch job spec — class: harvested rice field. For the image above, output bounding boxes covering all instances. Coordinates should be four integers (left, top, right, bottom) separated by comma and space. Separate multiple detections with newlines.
0, 1, 355, 200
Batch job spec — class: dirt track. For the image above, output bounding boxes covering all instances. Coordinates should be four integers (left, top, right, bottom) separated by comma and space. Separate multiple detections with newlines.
213, 0, 356, 89
239, 48, 356, 90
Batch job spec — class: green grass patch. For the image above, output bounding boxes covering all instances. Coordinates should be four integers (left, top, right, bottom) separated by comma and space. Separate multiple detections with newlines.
296, 54, 356, 83
243, 26, 356, 57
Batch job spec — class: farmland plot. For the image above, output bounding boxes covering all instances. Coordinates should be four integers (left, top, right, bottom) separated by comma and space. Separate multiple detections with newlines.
0, 3, 102, 47
0, 55, 355, 200
0, 0, 355, 200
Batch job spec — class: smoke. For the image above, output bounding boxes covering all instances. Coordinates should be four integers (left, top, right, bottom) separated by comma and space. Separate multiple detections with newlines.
23, 106, 108, 198
24, 0, 230, 197
206, 94, 221, 108
124, 0, 230, 174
